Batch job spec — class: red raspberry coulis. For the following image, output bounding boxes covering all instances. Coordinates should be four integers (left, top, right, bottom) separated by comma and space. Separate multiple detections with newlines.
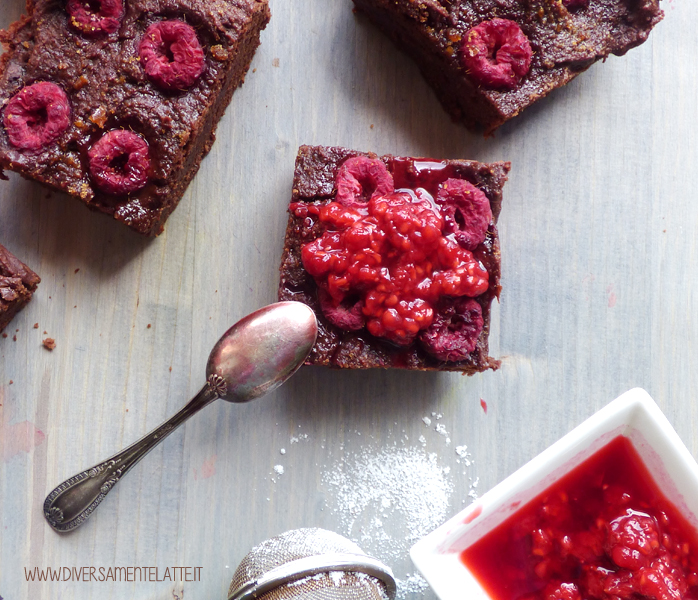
294, 156, 490, 346
461, 436, 698, 600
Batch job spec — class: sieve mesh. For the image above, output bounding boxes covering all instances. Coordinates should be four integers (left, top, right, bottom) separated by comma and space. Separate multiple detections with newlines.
228, 528, 393, 600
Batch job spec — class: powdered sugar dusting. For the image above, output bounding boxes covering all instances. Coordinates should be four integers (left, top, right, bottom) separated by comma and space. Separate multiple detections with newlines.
322, 444, 454, 599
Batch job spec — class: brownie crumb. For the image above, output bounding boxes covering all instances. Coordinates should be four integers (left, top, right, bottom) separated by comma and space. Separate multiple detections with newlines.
33, 323, 38, 328
42, 337, 56, 350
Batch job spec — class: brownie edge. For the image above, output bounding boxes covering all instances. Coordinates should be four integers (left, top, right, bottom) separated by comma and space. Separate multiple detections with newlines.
0, 243, 40, 333
279, 145, 509, 373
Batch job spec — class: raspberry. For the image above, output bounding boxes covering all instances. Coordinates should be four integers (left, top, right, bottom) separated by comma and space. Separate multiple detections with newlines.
419, 298, 483, 361
139, 20, 205, 91
461, 19, 533, 90
67, 0, 123, 36
318, 289, 365, 331
3, 82, 71, 151
543, 583, 581, 600
563, 0, 589, 10
606, 510, 661, 570
335, 156, 394, 209
436, 178, 492, 250
88, 130, 150, 195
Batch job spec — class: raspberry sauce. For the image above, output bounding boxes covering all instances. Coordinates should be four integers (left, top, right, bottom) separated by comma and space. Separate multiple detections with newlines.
460, 436, 698, 600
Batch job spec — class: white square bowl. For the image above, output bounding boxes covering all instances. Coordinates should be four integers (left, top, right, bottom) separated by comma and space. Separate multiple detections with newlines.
410, 388, 698, 600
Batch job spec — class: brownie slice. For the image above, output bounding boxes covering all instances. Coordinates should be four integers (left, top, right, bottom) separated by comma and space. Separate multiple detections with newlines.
0, 243, 40, 333
352, 0, 662, 134
0, 0, 270, 235
278, 145, 509, 373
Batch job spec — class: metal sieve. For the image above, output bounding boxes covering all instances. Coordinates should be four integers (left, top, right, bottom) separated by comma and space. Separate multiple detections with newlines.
228, 528, 396, 600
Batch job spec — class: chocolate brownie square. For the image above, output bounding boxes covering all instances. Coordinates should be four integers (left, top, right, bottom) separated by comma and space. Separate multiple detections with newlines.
278, 145, 509, 373
352, 0, 662, 134
0, 0, 270, 235
0, 243, 40, 333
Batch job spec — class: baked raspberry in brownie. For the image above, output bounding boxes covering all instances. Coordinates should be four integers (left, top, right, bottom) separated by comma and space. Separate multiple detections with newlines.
0, 0, 270, 235
351, 0, 663, 134
278, 145, 509, 373
0, 243, 40, 333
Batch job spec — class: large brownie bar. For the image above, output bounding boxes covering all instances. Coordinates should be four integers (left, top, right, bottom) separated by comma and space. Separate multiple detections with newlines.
278, 145, 509, 373
0, 243, 40, 332
352, 0, 662, 134
0, 0, 270, 235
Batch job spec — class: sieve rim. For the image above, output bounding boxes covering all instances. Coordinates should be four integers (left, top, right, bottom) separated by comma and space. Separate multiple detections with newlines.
227, 552, 397, 600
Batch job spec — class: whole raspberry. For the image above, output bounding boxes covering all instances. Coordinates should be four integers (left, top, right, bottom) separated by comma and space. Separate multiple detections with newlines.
606, 509, 661, 571
3, 82, 71, 150
318, 289, 365, 331
436, 178, 492, 250
139, 20, 205, 91
543, 583, 581, 600
88, 130, 150, 195
419, 298, 483, 361
67, 0, 124, 36
563, 0, 589, 10
335, 156, 395, 209
461, 19, 533, 90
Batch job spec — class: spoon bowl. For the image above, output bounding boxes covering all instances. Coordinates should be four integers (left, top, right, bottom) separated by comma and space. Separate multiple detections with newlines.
43, 301, 317, 532
208, 301, 317, 402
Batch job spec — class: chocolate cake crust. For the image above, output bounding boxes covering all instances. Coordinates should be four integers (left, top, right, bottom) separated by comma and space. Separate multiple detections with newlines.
352, 0, 663, 133
279, 145, 510, 373
0, 0, 270, 235
0, 243, 40, 333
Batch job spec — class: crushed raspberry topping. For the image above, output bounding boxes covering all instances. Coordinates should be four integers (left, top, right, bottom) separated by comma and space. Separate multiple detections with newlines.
67, 0, 124, 36
139, 20, 205, 91
436, 178, 492, 250
461, 18, 532, 90
88, 130, 150, 195
296, 157, 489, 346
3, 82, 71, 151
419, 297, 483, 361
563, 0, 590, 10
335, 156, 395, 209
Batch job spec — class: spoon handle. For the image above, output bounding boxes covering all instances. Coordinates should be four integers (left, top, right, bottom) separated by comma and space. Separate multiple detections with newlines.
43, 375, 226, 533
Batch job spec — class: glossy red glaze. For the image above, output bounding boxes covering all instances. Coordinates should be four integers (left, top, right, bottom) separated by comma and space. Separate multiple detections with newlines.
461, 436, 698, 600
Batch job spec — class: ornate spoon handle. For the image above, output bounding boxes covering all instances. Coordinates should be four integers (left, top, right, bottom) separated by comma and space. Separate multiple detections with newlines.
43, 375, 226, 533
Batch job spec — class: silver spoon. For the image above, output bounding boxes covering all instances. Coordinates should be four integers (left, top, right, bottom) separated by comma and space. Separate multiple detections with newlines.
43, 301, 317, 533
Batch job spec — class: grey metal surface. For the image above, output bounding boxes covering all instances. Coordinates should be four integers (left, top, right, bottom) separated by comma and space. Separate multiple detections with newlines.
0, 0, 696, 599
